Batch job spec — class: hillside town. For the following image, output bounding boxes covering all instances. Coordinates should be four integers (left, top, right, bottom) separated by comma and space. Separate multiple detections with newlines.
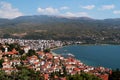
0, 38, 111, 80
0, 38, 64, 51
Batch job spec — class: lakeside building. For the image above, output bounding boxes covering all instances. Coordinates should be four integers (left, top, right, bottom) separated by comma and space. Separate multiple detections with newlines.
0, 38, 111, 80
0, 38, 63, 51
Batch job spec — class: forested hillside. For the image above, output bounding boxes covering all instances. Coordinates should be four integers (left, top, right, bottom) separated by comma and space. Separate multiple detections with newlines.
0, 15, 120, 43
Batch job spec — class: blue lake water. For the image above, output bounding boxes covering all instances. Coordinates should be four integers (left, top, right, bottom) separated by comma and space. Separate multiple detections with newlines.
52, 45, 120, 69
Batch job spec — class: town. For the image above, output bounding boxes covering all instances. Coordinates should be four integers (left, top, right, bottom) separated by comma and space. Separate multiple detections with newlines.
0, 38, 111, 80
0, 38, 64, 51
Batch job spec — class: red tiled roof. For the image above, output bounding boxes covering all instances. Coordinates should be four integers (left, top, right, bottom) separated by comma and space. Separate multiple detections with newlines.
34, 62, 39, 65
2, 68, 14, 70
44, 74, 49, 80
73, 68, 80, 71
99, 74, 109, 80
37, 51, 44, 55
46, 53, 53, 59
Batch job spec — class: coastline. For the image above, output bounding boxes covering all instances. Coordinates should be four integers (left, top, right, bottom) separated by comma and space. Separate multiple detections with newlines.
50, 45, 112, 80
50, 45, 69, 55
51, 44, 119, 69
50, 51, 58, 56
51, 46, 109, 69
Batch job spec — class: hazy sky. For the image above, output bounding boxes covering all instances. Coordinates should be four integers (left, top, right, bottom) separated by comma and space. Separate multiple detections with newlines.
0, 0, 120, 19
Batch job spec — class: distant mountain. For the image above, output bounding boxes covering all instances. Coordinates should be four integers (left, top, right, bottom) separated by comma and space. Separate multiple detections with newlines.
0, 15, 120, 42
0, 18, 10, 25
0, 15, 120, 27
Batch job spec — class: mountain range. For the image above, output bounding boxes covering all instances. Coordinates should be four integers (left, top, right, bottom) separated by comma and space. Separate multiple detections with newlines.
0, 15, 120, 42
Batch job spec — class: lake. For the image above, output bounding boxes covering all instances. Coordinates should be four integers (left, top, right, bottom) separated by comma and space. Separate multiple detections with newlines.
52, 45, 120, 69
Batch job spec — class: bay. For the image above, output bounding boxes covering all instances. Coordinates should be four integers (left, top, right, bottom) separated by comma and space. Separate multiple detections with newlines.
52, 45, 120, 69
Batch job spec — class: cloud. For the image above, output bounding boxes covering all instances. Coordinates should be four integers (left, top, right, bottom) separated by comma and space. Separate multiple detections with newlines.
82, 5, 95, 10
37, 7, 59, 15
61, 12, 89, 17
100, 4, 115, 10
60, 6, 69, 10
113, 10, 120, 14
0, 2, 23, 19
37, 7, 89, 18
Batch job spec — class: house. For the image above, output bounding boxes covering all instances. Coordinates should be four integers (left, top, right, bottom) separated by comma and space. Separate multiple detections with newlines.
28, 55, 39, 64
99, 74, 109, 80
0, 50, 3, 59
45, 53, 53, 60
37, 51, 45, 59
2, 61, 15, 74
2, 62, 12, 69
23, 46, 30, 53
44, 74, 49, 80
11, 59, 21, 66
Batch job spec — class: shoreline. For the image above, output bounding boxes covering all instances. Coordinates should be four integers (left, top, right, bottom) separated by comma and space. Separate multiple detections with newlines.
51, 45, 117, 69
51, 47, 111, 69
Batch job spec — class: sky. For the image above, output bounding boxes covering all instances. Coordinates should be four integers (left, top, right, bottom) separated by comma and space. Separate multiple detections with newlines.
0, 0, 120, 19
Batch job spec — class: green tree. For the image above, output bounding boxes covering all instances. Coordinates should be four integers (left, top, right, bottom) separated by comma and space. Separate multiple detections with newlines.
44, 48, 51, 53
0, 47, 5, 52
20, 55, 27, 60
8, 43, 20, 51
19, 49, 25, 55
15, 67, 43, 80
0, 58, 4, 68
62, 65, 67, 76
67, 72, 101, 80
27, 49, 36, 56
0, 70, 6, 79
17, 68, 30, 80
109, 68, 120, 80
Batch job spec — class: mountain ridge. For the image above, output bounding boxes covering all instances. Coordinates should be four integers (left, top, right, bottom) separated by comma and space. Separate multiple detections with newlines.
0, 15, 120, 43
